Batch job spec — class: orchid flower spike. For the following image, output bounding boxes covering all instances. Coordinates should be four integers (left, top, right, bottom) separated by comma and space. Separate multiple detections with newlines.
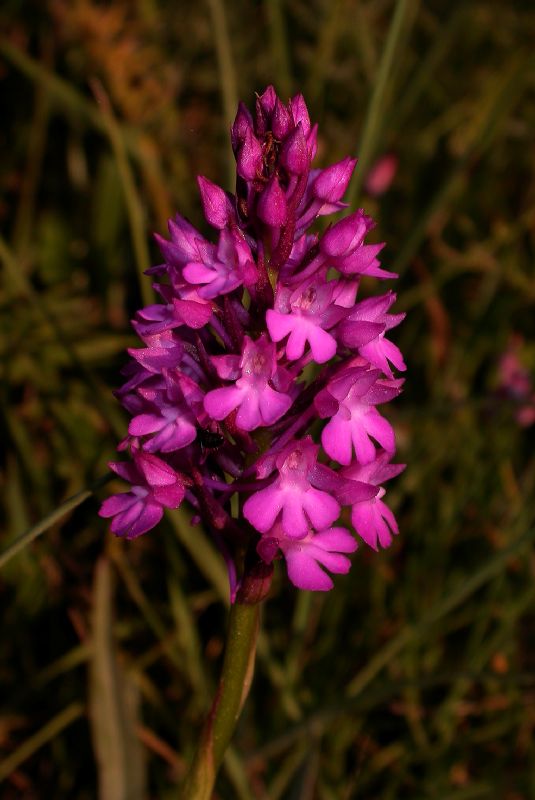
100, 86, 405, 598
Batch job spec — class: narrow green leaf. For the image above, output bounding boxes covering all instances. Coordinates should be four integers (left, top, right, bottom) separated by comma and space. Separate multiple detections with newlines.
0, 234, 126, 437
0, 474, 112, 570
223, 747, 255, 800
348, 0, 419, 207
167, 505, 229, 605
111, 544, 184, 670
392, 54, 534, 277
347, 525, 535, 697
90, 81, 153, 308
89, 557, 147, 800
207, 0, 239, 189
0, 702, 84, 782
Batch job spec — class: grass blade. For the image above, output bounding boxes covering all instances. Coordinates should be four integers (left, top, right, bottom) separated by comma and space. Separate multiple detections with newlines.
347, 523, 535, 697
347, 0, 418, 207
266, 0, 293, 99
89, 557, 147, 800
207, 0, 239, 189
0, 702, 84, 782
90, 80, 153, 308
0, 474, 112, 570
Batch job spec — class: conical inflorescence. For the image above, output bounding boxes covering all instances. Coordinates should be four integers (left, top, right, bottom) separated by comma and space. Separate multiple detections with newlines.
99, 86, 406, 595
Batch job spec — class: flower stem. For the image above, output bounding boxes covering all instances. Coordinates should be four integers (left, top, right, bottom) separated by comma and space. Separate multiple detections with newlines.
179, 599, 260, 799
347, 0, 416, 208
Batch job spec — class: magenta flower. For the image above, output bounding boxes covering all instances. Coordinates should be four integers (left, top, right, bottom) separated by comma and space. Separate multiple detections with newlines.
316, 368, 403, 465
204, 335, 292, 430
258, 523, 358, 591
99, 452, 190, 539
243, 438, 343, 537
266, 277, 348, 363
338, 291, 406, 379
497, 336, 535, 427
132, 292, 212, 338
153, 213, 209, 275
340, 452, 405, 550
320, 210, 395, 279
100, 86, 405, 596
128, 372, 203, 453
182, 228, 256, 299
364, 153, 398, 197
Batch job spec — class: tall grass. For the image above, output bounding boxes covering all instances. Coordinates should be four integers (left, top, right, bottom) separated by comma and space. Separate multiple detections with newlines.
1, 1, 534, 797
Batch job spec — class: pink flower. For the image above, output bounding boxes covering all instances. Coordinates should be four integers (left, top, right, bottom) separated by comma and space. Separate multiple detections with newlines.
204, 335, 293, 431
243, 438, 341, 537
258, 524, 358, 591
316, 368, 403, 465
99, 452, 190, 539
266, 278, 347, 363
127, 331, 184, 373
497, 336, 535, 428
320, 210, 395, 279
364, 154, 398, 197
338, 291, 406, 378
132, 290, 212, 337
101, 85, 406, 595
340, 452, 405, 550
153, 213, 209, 273
128, 372, 203, 453
182, 228, 256, 299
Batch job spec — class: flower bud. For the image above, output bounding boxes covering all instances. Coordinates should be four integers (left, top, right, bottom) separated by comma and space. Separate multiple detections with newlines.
280, 123, 309, 175
289, 93, 311, 137
231, 101, 254, 152
257, 176, 288, 227
272, 97, 292, 140
320, 210, 373, 257
313, 156, 357, 202
197, 176, 234, 229
237, 127, 263, 180
255, 85, 277, 135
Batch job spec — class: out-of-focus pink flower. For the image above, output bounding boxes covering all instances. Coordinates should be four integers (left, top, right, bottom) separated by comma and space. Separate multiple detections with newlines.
497, 336, 535, 427
365, 154, 398, 197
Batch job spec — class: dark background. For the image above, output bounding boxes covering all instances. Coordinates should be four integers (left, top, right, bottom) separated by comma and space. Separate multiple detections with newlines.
1, 1, 535, 798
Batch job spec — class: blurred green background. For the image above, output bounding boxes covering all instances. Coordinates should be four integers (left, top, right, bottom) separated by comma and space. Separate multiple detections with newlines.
1, 1, 535, 798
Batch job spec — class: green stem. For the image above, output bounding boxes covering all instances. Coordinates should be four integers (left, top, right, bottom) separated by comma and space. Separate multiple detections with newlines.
207, 0, 239, 190
266, 0, 293, 100
180, 600, 260, 799
347, 0, 415, 208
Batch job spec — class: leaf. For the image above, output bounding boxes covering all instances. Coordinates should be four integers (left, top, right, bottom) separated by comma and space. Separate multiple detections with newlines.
89, 557, 147, 800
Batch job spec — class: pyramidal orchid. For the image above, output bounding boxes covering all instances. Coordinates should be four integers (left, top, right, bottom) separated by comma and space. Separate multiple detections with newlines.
100, 86, 406, 599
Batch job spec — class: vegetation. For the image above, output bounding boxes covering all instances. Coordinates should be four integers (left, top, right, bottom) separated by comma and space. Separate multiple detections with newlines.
1, 1, 534, 797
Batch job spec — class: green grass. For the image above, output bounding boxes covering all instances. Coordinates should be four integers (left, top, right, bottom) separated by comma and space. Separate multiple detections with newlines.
1, 1, 535, 797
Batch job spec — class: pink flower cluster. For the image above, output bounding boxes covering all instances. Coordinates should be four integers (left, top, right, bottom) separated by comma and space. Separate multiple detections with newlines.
497, 336, 535, 427
100, 86, 406, 595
